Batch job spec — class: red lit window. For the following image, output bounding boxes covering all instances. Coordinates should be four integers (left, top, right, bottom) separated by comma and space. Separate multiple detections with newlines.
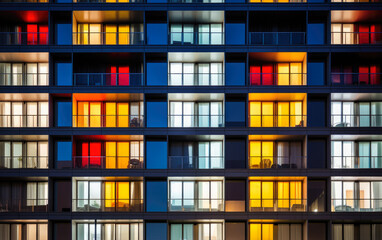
108, 66, 130, 86
79, 142, 102, 168
250, 65, 274, 85
250, 66, 261, 85
27, 24, 38, 45
262, 65, 274, 85
39, 25, 48, 45
343, 67, 353, 85
358, 25, 370, 44
370, 65, 380, 85
359, 66, 370, 85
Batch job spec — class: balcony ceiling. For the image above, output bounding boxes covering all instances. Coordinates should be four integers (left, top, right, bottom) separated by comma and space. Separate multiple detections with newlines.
74, 135, 144, 141
0, 135, 48, 141
168, 93, 224, 101
73, 93, 144, 102
248, 135, 305, 141
249, 52, 306, 62
331, 135, 382, 141
0, 53, 48, 62
168, 52, 224, 62
248, 93, 306, 101
73, 11, 143, 23
331, 10, 381, 23
0, 11, 48, 23
169, 135, 224, 141
331, 93, 382, 101
0, 93, 49, 101
169, 11, 224, 23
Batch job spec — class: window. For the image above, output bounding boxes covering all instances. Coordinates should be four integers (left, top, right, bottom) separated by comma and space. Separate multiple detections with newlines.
331, 181, 382, 212
0, 62, 48, 86
75, 180, 143, 212
249, 180, 303, 211
225, 180, 246, 212
0, 141, 48, 169
170, 223, 223, 240
169, 62, 223, 86
250, 63, 304, 86
0, 223, 47, 240
169, 101, 223, 127
74, 101, 144, 128
249, 101, 304, 127
331, 24, 381, 45
226, 222, 245, 240
170, 24, 223, 45
0, 102, 48, 128
26, 182, 48, 206
169, 180, 223, 211
308, 180, 326, 212
249, 223, 302, 240
77, 222, 143, 240
332, 223, 382, 240
249, 141, 303, 169
331, 102, 382, 127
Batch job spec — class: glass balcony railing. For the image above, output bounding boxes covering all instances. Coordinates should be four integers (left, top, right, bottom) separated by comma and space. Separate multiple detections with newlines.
168, 73, 224, 86
331, 32, 382, 45
332, 199, 382, 212
249, 115, 306, 127
249, 198, 306, 212
0, 73, 49, 86
73, 156, 143, 169
169, 0, 223, 2
0, 156, 48, 169
168, 198, 224, 212
0, 199, 48, 212
331, 73, 381, 86
73, 115, 144, 128
0, 115, 49, 127
332, 0, 381, 2
249, 0, 305, 2
73, 32, 144, 45
74, 0, 143, 2
0, 32, 48, 45
169, 115, 224, 127
73, 73, 144, 87
248, 32, 305, 45
169, 32, 224, 45
249, 156, 306, 169
168, 156, 224, 169
331, 114, 382, 127
73, 199, 143, 212
249, 73, 307, 86
331, 156, 382, 169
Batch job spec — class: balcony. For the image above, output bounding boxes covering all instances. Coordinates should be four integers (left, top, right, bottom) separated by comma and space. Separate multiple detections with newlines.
331, 156, 382, 169
73, 32, 144, 45
249, 0, 305, 2
331, 32, 382, 45
0, 199, 48, 212
0, 32, 48, 45
249, 73, 307, 86
249, 32, 305, 45
74, 0, 143, 2
169, 32, 224, 45
73, 156, 143, 169
73, 73, 144, 87
0, 115, 49, 128
169, 114, 224, 128
0, 156, 48, 169
249, 115, 306, 128
168, 156, 224, 169
249, 198, 306, 212
332, 199, 382, 212
331, 114, 382, 127
168, 198, 224, 212
169, 73, 224, 86
169, 0, 223, 2
249, 156, 306, 169
73, 115, 144, 128
331, 73, 381, 86
73, 199, 143, 212
0, 73, 49, 86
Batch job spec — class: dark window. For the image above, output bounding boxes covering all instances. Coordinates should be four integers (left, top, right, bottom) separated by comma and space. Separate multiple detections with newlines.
226, 101, 245, 127
147, 101, 167, 127
146, 181, 167, 212
146, 223, 167, 240
226, 24, 245, 45
308, 139, 327, 168
225, 139, 246, 169
308, 23, 325, 45
147, 24, 168, 45
226, 62, 245, 86
55, 141, 72, 169
308, 180, 326, 212
226, 222, 245, 240
56, 24, 72, 44
308, 62, 325, 85
147, 62, 167, 86
308, 99, 326, 127
309, 222, 327, 240
225, 180, 246, 212
55, 101, 71, 127
146, 141, 167, 169
56, 63, 72, 86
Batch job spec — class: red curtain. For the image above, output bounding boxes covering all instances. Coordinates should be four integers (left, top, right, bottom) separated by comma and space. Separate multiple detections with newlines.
250, 66, 261, 85
359, 66, 369, 85
262, 65, 274, 85
118, 66, 130, 86
39, 25, 48, 45
27, 24, 38, 45
81, 142, 102, 168
358, 25, 370, 44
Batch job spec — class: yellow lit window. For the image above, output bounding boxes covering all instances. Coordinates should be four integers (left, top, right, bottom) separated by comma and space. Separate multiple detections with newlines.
278, 182, 290, 208
105, 182, 115, 208
277, 102, 290, 127
105, 25, 117, 45
277, 63, 290, 85
290, 102, 303, 127
106, 142, 116, 169
249, 102, 261, 127
89, 102, 101, 127
250, 224, 261, 240
290, 181, 302, 206
249, 141, 261, 168
117, 103, 129, 127
77, 102, 89, 127
89, 24, 101, 45
290, 63, 302, 85
117, 142, 129, 168
249, 141, 274, 169
249, 181, 261, 208
262, 224, 273, 240
262, 102, 274, 127
119, 25, 130, 44
262, 182, 274, 208
117, 182, 130, 208
78, 24, 89, 45
106, 102, 116, 127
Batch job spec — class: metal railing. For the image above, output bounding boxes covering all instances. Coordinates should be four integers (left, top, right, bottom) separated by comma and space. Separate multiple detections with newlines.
331, 156, 382, 169
0, 0, 48, 2
73, 32, 144, 45
249, 73, 307, 86
169, 114, 224, 127
0, 156, 48, 169
169, 198, 224, 212
0, 199, 48, 212
249, 115, 306, 127
331, 73, 381, 86
331, 114, 382, 127
73, 156, 143, 169
0, 32, 48, 45
73, 199, 143, 212
331, 0, 381, 2
169, 32, 224, 45
0, 115, 49, 128
73, 115, 144, 128
249, 156, 306, 169
249, 0, 305, 2
249, 198, 306, 212
74, 0, 143, 2
169, 0, 224, 2
331, 32, 382, 45
168, 156, 224, 169
168, 73, 224, 86
74, 73, 144, 86
249, 32, 305, 45
0, 73, 49, 86
332, 199, 382, 212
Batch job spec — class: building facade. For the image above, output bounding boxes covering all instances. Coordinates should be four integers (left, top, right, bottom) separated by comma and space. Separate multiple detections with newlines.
0, 0, 381, 239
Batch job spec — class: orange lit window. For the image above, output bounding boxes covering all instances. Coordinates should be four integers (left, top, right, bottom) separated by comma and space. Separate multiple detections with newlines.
117, 182, 130, 209
89, 102, 101, 127
105, 25, 117, 45
106, 142, 116, 169
118, 25, 130, 45
278, 102, 289, 127
117, 142, 129, 168
77, 102, 89, 127
249, 141, 273, 169
117, 103, 129, 127
105, 181, 115, 208
106, 102, 117, 127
